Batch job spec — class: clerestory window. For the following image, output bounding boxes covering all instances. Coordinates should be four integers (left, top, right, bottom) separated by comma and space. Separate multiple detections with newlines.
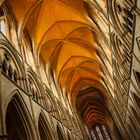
0, 8, 6, 36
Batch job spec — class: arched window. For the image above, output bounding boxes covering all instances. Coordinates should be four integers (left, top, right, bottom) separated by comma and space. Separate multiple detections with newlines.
23, 29, 35, 67
91, 130, 97, 140
0, 8, 6, 36
92, 124, 111, 140
102, 125, 111, 140
6, 95, 35, 140
96, 126, 104, 140
38, 113, 54, 140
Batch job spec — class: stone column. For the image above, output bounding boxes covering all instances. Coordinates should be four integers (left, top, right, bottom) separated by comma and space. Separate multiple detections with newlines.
0, 57, 7, 140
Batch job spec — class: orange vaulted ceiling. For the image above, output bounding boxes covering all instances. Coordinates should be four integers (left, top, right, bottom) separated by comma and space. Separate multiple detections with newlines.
6, 0, 112, 129
35, 0, 107, 90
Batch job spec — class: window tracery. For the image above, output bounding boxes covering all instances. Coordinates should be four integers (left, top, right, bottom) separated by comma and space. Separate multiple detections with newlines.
102, 125, 111, 140
91, 130, 97, 140
111, 33, 131, 70
111, 33, 131, 104
0, 0, 138, 139
112, 0, 134, 39
91, 124, 111, 140
96, 126, 104, 140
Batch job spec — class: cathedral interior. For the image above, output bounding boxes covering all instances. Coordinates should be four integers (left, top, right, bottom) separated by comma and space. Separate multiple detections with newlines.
0, 0, 140, 140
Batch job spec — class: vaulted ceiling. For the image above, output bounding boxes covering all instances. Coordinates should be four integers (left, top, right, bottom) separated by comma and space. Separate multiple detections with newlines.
6, 0, 114, 130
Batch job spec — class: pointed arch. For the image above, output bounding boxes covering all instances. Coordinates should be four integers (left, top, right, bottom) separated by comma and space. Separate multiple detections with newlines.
0, 39, 26, 87
4, 90, 36, 140
38, 111, 55, 140
27, 69, 46, 107
57, 123, 65, 140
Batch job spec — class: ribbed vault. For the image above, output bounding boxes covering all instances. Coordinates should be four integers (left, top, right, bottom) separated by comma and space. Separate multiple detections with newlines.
76, 87, 113, 130
5, 0, 114, 131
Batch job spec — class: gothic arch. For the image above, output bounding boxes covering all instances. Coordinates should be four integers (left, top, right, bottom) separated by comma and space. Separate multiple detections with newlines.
38, 111, 54, 140
0, 1, 23, 52
0, 40, 26, 89
57, 124, 65, 140
108, 0, 134, 35
0, 39, 24, 74
45, 91, 58, 117
44, 89, 54, 111
27, 69, 46, 107
66, 112, 73, 128
22, 29, 35, 60
108, 0, 123, 33
56, 101, 66, 121
83, 0, 108, 43
110, 32, 130, 64
4, 91, 36, 140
